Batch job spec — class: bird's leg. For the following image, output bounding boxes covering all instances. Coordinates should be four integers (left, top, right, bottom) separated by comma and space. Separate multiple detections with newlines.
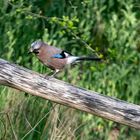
44, 69, 60, 79
50, 69, 60, 77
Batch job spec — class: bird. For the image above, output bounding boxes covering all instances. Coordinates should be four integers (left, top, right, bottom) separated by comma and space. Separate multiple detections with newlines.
28, 40, 101, 78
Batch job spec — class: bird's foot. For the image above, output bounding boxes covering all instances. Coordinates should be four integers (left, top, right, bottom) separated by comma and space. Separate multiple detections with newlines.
44, 74, 54, 80
44, 69, 60, 80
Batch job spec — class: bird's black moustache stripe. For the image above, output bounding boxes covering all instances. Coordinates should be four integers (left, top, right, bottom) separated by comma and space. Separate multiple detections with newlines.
33, 49, 39, 54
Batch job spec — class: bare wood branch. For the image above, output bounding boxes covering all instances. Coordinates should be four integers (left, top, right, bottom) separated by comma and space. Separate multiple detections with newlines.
0, 58, 140, 129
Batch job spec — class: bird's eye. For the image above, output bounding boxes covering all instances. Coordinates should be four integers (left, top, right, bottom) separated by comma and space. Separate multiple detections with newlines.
33, 49, 39, 54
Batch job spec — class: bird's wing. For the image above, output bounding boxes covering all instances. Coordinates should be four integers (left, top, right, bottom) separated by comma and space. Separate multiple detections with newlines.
52, 54, 64, 58
52, 50, 72, 59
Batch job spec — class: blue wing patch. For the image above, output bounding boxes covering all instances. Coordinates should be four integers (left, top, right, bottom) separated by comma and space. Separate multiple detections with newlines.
52, 51, 71, 59
52, 54, 63, 58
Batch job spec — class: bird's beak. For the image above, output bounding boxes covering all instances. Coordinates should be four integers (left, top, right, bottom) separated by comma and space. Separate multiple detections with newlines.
28, 48, 33, 54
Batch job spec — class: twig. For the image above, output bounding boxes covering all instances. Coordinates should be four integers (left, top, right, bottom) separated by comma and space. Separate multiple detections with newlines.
7, 113, 18, 140
0, 118, 6, 140
23, 111, 41, 134
21, 104, 57, 140
8, 1, 100, 57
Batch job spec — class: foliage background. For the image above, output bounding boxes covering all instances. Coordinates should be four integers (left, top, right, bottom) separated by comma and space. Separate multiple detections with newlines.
0, 0, 140, 139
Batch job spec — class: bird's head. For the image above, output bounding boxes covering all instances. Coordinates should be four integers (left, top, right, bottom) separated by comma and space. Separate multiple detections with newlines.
28, 40, 43, 55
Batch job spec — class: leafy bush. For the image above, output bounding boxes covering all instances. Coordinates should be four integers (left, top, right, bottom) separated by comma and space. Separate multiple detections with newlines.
0, 0, 140, 139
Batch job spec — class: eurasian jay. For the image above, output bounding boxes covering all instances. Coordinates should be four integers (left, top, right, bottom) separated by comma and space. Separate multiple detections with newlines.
29, 40, 101, 77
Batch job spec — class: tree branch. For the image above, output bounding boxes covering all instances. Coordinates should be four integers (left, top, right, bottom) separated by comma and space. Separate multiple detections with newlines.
0, 58, 140, 129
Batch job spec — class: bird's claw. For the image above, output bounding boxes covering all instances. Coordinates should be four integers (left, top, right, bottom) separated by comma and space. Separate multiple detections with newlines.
44, 74, 54, 80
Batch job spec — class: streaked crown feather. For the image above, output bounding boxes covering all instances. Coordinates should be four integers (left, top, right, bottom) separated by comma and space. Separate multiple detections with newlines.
31, 40, 43, 50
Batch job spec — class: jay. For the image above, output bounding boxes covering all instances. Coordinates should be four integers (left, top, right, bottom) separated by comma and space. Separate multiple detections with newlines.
29, 40, 101, 77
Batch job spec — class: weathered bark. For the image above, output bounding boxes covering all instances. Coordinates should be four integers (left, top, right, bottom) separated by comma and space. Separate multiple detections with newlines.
0, 58, 140, 129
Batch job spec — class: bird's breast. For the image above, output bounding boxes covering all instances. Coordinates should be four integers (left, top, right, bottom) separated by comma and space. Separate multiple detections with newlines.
46, 58, 67, 70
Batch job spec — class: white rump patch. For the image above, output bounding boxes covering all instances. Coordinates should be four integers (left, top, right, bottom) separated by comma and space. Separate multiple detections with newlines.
64, 52, 70, 57
66, 56, 79, 64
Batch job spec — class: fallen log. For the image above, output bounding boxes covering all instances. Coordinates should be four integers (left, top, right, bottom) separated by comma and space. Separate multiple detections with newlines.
0, 58, 140, 129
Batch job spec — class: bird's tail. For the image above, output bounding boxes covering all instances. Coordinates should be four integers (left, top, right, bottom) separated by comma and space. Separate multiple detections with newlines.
76, 57, 102, 62
66, 56, 102, 64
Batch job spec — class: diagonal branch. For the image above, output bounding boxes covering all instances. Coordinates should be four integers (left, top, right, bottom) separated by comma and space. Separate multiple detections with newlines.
0, 58, 140, 129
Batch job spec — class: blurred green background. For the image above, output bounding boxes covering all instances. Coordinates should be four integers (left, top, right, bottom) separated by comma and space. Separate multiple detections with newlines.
0, 0, 140, 139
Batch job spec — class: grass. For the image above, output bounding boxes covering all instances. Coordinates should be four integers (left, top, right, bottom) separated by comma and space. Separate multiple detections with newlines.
0, 0, 140, 139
